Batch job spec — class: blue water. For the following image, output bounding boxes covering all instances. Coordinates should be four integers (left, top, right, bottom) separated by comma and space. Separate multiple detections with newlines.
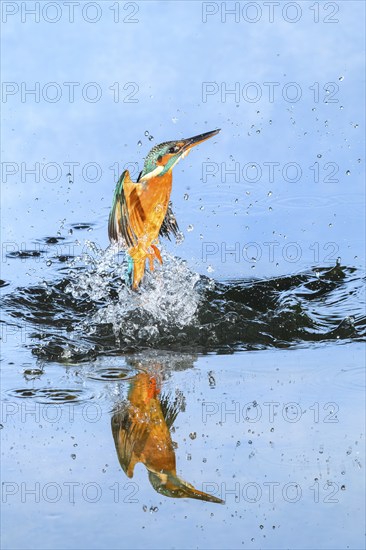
1, 1, 365, 549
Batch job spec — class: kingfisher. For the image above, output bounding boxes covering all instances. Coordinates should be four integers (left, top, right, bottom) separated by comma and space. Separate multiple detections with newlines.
111, 369, 224, 503
108, 129, 220, 289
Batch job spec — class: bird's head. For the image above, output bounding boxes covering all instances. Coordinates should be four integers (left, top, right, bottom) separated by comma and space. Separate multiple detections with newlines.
138, 128, 220, 182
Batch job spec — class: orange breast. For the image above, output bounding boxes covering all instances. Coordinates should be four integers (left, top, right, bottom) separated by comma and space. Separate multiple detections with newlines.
129, 172, 172, 244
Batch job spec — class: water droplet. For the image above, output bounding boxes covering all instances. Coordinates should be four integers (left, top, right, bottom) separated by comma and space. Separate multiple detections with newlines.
339, 76, 344, 81
184, 193, 189, 200
187, 224, 194, 232
176, 232, 185, 244
341, 485, 346, 491
148, 135, 154, 141
256, 129, 260, 134
202, 458, 207, 463
199, 205, 204, 210
144, 130, 149, 137
189, 432, 197, 440
267, 191, 272, 196
346, 170, 351, 175
339, 105, 344, 110
137, 140, 142, 147
172, 117, 178, 124
23, 368, 43, 379
269, 119, 272, 124
328, 223, 333, 228
317, 154, 322, 158
312, 107, 316, 112
46, 260, 52, 267
71, 454, 76, 460
207, 265, 214, 273
225, 312, 238, 323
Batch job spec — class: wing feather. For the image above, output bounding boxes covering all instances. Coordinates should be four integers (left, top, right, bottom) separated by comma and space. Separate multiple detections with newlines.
109, 172, 179, 246
108, 170, 144, 247
159, 202, 180, 240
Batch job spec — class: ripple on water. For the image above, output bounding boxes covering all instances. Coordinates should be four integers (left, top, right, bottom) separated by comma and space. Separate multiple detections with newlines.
42, 236, 66, 245
6, 250, 46, 259
86, 367, 140, 382
334, 366, 366, 392
70, 222, 95, 230
6, 387, 94, 404
274, 195, 336, 209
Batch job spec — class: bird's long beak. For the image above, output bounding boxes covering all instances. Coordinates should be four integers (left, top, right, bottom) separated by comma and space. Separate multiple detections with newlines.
181, 128, 221, 154
148, 470, 225, 503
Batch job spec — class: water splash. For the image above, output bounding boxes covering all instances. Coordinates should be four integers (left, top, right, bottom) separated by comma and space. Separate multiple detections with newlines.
2, 240, 365, 362
65, 243, 201, 338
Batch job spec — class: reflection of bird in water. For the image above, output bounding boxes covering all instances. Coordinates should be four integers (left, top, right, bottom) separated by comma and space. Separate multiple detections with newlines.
111, 367, 223, 503
108, 129, 220, 289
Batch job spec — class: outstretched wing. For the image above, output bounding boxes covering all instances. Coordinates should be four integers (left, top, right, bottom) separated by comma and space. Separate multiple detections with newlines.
108, 170, 144, 247
159, 202, 180, 241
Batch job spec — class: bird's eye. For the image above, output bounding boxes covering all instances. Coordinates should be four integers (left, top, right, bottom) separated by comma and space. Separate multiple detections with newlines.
168, 146, 178, 154
157, 155, 162, 162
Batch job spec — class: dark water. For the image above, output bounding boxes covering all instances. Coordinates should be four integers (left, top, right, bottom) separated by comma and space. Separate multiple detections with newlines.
2, 242, 365, 364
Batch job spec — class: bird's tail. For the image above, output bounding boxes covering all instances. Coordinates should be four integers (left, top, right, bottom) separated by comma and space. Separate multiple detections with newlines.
127, 244, 163, 290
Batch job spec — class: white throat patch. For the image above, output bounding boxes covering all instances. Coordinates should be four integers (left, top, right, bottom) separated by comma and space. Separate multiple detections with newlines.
139, 164, 164, 182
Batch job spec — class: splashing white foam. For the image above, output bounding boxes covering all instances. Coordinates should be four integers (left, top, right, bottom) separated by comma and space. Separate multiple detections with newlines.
65, 242, 201, 338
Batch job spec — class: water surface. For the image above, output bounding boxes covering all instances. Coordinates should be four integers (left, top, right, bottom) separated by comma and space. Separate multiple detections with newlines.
1, 1, 365, 548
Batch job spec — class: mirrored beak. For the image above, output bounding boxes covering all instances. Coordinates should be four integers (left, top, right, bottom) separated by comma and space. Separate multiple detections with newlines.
148, 470, 225, 503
